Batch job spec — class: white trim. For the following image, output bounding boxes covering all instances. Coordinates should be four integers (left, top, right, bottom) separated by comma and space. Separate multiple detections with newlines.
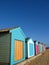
27, 38, 35, 58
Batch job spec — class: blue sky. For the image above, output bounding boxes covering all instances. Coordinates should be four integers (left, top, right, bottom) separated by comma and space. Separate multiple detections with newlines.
0, 0, 49, 47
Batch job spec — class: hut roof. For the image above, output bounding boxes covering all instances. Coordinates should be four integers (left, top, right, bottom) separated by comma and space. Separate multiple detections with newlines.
25, 37, 30, 43
25, 37, 30, 40
33, 40, 37, 43
0, 26, 19, 32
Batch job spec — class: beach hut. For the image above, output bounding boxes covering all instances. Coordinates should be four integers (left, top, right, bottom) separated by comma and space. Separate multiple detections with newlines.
42, 43, 46, 52
25, 38, 35, 58
34, 41, 39, 55
0, 27, 26, 65
33, 41, 36, 55
38, 42, 43, 53
44, 44, 46, 51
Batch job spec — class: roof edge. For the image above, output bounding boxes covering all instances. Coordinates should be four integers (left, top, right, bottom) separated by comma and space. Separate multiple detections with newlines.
0, 26, 19, 32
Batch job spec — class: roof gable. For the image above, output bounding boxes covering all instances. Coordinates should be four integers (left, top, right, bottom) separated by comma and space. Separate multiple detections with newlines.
10, 27, 26, 38
26, 38, 34, 44
0, 26, 19, 32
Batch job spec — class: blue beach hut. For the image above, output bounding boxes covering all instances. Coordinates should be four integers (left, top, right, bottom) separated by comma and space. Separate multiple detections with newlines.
25, 38, 35, 58
0, 27, 26, 65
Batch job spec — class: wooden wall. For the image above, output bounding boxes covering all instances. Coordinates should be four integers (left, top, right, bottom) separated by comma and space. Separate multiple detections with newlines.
0, 32, 11, 63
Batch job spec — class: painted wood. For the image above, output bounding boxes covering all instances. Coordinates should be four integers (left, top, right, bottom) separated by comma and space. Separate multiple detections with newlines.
14, 40, 23, 61
0, 32, 11, 63
10, 27, 26, 65
25, 38, 35, 58
29, 43, 33, 56
36, 45, 39, 54
34, 41, 39, 55
0, 27, 26, 65
42, 44, 46, 52
38, 43, 43, 53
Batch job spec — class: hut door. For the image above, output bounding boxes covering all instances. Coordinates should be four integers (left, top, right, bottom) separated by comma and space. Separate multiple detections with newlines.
29, 44, 33, 56
14, 40, 23, 61
36, 45, 39, 54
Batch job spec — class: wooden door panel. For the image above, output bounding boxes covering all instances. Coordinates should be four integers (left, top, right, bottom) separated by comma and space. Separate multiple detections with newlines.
14, 40, 23, 61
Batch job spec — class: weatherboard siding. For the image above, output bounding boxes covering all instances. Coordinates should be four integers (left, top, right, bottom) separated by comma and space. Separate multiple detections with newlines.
14, 40, 23, 61
36, 41, 39, 54
29, 43, 33, 56
10, 27, 26, 65
39, 44, 43, 53
27, 38, 35, 58
0, 32, 11, 63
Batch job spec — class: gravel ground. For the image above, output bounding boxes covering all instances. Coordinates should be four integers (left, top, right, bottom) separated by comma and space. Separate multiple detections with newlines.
16, 49, 49, 65
25, 49, 49, 65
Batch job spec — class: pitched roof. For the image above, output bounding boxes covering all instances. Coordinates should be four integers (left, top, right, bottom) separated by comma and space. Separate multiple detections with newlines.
0, 26, 19, 32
